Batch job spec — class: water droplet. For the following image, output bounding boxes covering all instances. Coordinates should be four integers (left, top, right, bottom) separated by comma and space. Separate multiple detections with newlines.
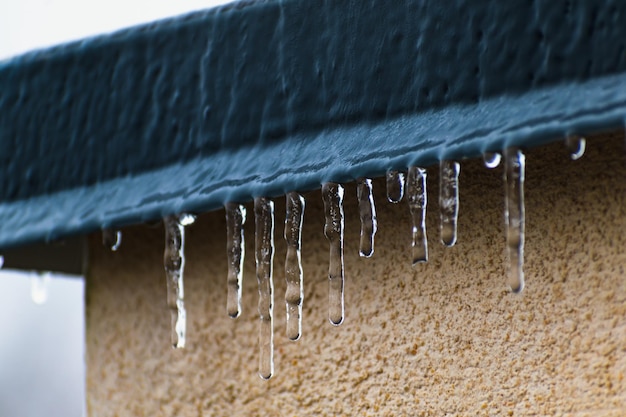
31, 272, 51, 305
504, 148, 525, 293
386, 170, 405, 203
0, 255, 4, 269
565, 135, 586, 160
322, 182, 345, 326
483, 152, 502, 169
254, 197, 275, 380
407, 167, 428, 264
225, 203, 246, 318
356, 178, 377, 257
284, 192, 305, 341
439, 160, 460, 246
102, 229, 122, 251
163, 215, 186, 349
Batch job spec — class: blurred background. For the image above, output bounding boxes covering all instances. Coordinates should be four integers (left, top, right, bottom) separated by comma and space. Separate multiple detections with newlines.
0, 0, 235, 60
0, 0, 232, 415
0, 270, 85, 417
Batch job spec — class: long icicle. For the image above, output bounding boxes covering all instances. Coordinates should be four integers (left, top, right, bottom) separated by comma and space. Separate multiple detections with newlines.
322, 182, 345, 326
284, 192, 305, 341
407, 167, 428, 264
163, 215, 187, 349
356, 178, 377, 258
439, 160, 460, 246
504, 148, 526, 293
225, 203, 246, 318
254, 197, 275, 379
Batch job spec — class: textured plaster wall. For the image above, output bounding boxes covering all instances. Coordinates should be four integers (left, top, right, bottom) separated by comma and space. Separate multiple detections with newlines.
87, 134, 626, 416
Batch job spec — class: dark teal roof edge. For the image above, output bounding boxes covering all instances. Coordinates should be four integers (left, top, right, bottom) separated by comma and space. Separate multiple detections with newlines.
1, 0, 626, 248
2, 72, 625, 248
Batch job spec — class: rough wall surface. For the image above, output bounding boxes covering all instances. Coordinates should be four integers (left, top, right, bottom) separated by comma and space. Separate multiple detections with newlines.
87, 134, 626, 416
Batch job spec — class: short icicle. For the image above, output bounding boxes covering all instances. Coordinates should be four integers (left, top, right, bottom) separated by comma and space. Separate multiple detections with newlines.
386, 170, 405, 203
322, 182, 345, 326
284, 192, 305, 341
439, 160, 460, 246
483, 152, 502, 169
254, 197, 275, 379
163, 215, 187, 349
31, 272, 51, 305
504, 148, 526, 293
225, 203, 246, 318
356, 178, 377, 258
565, 135, 586, 160
102, 229, 122, 251
407, 167, 428, 264
178, 213, 197, 226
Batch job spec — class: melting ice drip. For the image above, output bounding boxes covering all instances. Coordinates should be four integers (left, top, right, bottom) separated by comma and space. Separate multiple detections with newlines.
102, 229, 122, 251
386, 170, 405, 203
483, 152, 502, 169
31, 272, 51, 305
407, 167, 428, 264
439, 160, 460, 246
503, 148, 526, 293
254, 197, 275, 380
322, 182, 345, 326
566, 135, 586, 160
284, 192, 305, 341
163, 215, 187, 349
356, 178, 377, 258
225, 203, 246, 318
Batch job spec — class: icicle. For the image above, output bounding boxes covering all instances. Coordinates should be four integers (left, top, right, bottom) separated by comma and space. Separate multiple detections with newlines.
102, 229, 122, 251
356, 178, 377, 258
284, 192, 305, 341
565, 135, 586, 160
439, 160, 460, 246
407, 167, 428, 264
163, 215, 186, 349
254, 197, 275, 379
31, 272, 51, 305
386, 170, 405, 203
225, 203, 246, 318
322, 182, 345, 326
483, 152, 502, 169
504, 148, 526, 293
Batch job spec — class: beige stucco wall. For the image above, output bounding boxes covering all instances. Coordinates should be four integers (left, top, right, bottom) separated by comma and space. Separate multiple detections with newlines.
87, 133, 626, 416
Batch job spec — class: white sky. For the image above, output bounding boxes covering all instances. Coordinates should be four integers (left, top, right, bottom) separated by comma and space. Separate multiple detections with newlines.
0, 0, 233, 60
0, 271, 84, 417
